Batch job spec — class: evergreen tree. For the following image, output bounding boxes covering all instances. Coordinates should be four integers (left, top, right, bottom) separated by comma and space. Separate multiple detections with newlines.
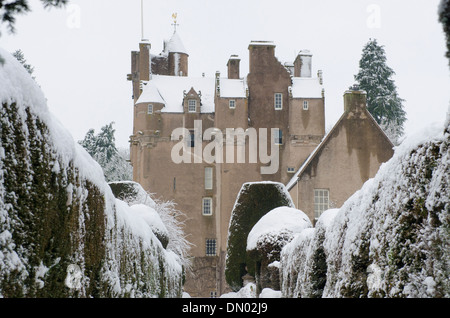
439, 0, 450, 67
12, 49, 35, 79
79, 122, 132, 182
94, 122, 118, 163
354, 39, 407, 144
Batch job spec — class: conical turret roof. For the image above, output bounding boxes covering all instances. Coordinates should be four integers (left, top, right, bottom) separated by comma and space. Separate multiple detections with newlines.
166, 31, 188, 55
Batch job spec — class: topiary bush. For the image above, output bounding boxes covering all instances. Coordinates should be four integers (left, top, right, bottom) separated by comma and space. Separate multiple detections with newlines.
225, 181, 294, 291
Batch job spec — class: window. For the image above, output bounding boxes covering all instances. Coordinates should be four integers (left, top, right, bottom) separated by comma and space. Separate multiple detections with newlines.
287, 167, 295, 173
274, 129, 283, 145
229, 100, 236, 109
303, 100, 309, 110
148, 104, 153, 114
188, 130, 195, 148
206, 239, 217, 256
314, 189, 329, 219
202, 197, 213, 216
210, 291, 218, 298
274, 93, 283, 110
205, 167, 213, 190
188, 100, 196, 112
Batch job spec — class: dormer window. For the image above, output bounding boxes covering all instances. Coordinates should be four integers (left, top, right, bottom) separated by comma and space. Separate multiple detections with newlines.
188, 100, 197, 112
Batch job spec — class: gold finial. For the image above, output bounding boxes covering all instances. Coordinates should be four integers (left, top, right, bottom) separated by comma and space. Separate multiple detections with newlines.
171, 13, 179, 33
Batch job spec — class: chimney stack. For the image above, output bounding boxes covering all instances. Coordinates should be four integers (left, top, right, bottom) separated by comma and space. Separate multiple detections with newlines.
227, 55, 240, 79
139, 40, 151, 81
294, 50, 312, 77
248, 41, 276, 74
344, 85, 367, 112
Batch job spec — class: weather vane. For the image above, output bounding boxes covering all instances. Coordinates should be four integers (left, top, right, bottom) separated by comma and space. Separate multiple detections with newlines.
172, 13, 179, 33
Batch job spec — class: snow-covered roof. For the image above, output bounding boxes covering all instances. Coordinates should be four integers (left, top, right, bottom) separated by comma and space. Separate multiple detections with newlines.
136, 75, 215, 113
291, 77, 323, 98
166, 32, 187, 55
219, 78, 247, 98
136, 81, 166, 105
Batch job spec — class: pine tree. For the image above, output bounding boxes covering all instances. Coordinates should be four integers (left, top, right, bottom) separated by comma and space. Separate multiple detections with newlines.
439, 0, 450, 67
354, 39, 407, 144
79, 122, 132, 182
95, 122, 118, 164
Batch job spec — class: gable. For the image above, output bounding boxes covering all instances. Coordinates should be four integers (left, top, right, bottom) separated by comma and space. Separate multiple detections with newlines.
287, 107, 394, 190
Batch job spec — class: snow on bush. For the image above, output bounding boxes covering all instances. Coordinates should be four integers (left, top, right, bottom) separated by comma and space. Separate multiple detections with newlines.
280, 209, 338, 298
109, 180, 192, 271
0, 48, 183, 297
280, 118, 449, 298
109, 181, 156, 208
247, 206, 312, 293
220, 283, 257, 298
225, 181, 294, 291
259, 288, 282, 298
247, 206, 312, 253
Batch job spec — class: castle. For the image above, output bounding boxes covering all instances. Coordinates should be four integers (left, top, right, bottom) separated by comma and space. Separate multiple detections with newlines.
127, 28, 393, 297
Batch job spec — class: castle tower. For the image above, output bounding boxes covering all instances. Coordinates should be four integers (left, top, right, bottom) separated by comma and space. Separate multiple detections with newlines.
151, 30, 189, 77
167, 31, 189, 76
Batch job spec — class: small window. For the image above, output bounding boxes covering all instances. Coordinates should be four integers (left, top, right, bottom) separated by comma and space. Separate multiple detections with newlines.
303, 100, 309, 110
202, 197, 213, 216
148, 104, 153, 114
206, 239, 217, 256
188, 100, 197, 112
205, 167, 213, 190
314, 189, 329, 219
229, 100, 236, 109
210, 291, 218, 298
274, 93, 283, 110
188, 130, 195, 148
287, 167, 295, 173
274, 129, 283, 145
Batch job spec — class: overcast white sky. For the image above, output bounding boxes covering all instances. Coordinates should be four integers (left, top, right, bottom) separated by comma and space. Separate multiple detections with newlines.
1, 0, 449, 148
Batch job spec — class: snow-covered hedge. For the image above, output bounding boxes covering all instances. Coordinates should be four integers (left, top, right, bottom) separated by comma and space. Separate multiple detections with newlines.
225, 181, 294, 291
247, 207, 311, 292
280, 209, 338, 298
280, 119, 449, 298
0, 48, 183, 297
